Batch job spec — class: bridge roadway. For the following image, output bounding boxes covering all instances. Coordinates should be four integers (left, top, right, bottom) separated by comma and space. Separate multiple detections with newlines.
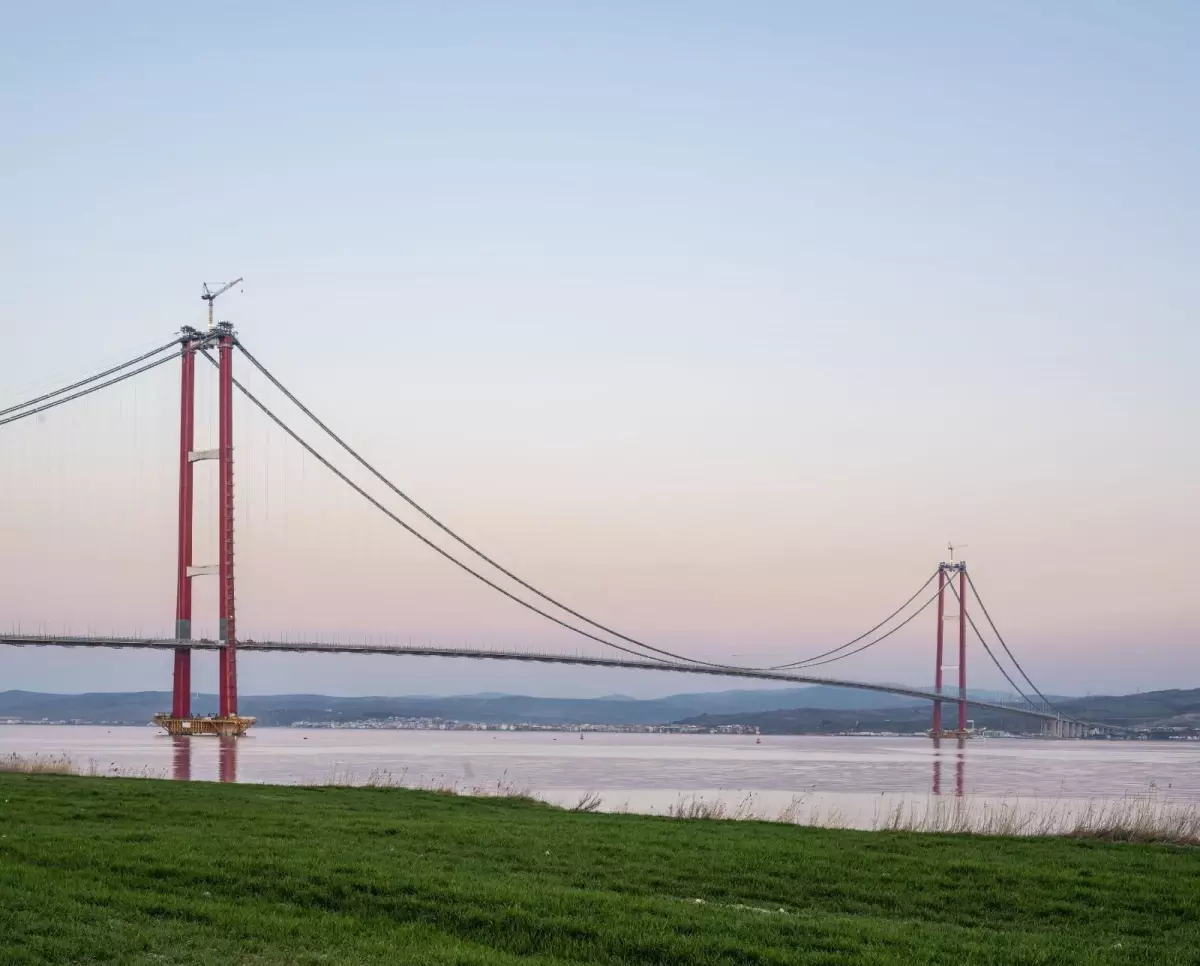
0, 633, 1075, 724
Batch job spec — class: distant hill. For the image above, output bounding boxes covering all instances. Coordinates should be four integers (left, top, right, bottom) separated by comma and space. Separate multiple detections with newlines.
676, 706, 1034, 735
0, 685, 919, 727
1055, 690, 1200, 729
676, 688, 1200, 735
4, 686, 1193, 732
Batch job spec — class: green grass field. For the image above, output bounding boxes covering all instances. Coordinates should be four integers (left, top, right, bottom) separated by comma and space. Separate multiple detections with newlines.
1, 775, 1197, 964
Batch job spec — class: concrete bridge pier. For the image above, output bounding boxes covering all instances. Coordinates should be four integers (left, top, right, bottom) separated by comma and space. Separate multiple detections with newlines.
1048, 719, 1085, 739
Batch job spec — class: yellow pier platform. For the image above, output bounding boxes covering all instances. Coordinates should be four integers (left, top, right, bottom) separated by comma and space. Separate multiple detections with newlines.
153, 714, 256, 737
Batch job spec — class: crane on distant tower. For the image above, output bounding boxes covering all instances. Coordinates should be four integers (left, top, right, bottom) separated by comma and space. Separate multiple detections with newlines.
201, 278, 243, 331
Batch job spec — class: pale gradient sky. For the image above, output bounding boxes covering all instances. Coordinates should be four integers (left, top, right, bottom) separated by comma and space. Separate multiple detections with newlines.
1, 2, 1196, 699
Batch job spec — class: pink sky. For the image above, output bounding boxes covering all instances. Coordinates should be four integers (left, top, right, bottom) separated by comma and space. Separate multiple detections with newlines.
1, 4, 1196, 697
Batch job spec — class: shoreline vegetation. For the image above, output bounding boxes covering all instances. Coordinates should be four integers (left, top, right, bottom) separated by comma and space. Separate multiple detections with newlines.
2, 771, 1198, 965
4, 752, 1198, 846
0, 751, 163, 779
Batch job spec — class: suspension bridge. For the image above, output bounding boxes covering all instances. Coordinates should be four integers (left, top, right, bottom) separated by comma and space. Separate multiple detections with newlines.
1, 292, 1105, 739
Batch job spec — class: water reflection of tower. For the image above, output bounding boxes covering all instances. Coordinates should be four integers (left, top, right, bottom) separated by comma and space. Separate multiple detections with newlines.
931, 738, 965, 798
171, 736, 191, 781
219, 737, 238, 783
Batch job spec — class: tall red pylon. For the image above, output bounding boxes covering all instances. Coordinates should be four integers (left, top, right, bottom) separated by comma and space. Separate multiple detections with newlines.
932, 568, 945, 736
957, 567, 967, 734
171, 332, 197, 719
217, 325, 238, 718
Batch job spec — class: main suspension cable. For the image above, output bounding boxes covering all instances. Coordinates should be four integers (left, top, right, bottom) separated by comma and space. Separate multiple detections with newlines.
0, 348, 182, 429
965, 573, 1074, 719
0, 337, 182, 419
219, 350, 940, 677
234, 338, 938, 672
769, 570, 938, 669
784, 581, 945, 670
202, 350, 715, 668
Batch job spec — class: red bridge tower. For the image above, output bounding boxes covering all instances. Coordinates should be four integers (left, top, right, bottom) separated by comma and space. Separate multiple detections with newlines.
156, 283, 253, 737
931, 557, 968, 739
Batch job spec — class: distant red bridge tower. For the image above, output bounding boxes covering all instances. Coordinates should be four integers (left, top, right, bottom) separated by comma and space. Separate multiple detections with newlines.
931, 558, 968, 739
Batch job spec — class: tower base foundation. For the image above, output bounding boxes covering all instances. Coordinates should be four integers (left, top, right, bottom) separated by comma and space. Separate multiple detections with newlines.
154, 714, 255, 737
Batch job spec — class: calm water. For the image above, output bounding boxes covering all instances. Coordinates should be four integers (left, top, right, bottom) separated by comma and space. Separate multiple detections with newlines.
3, 726, 1197, 827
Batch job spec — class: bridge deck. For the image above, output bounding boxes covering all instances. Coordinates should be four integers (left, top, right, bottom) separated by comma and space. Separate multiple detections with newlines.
0, 633, 1082, 724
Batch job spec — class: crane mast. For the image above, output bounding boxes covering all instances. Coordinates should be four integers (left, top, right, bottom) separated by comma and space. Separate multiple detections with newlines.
201, 277, 243, 331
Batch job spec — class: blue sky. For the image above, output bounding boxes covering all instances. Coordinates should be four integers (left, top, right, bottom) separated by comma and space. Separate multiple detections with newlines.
1, 2, 1196, 698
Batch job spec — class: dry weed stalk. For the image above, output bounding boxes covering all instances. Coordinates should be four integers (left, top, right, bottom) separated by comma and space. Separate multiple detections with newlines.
570, 791, 604, 813
0, 752, 76, 774
0, 753, 163, 779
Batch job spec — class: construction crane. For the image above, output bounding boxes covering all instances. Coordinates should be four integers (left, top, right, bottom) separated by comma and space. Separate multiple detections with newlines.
201, 278, 243, 331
